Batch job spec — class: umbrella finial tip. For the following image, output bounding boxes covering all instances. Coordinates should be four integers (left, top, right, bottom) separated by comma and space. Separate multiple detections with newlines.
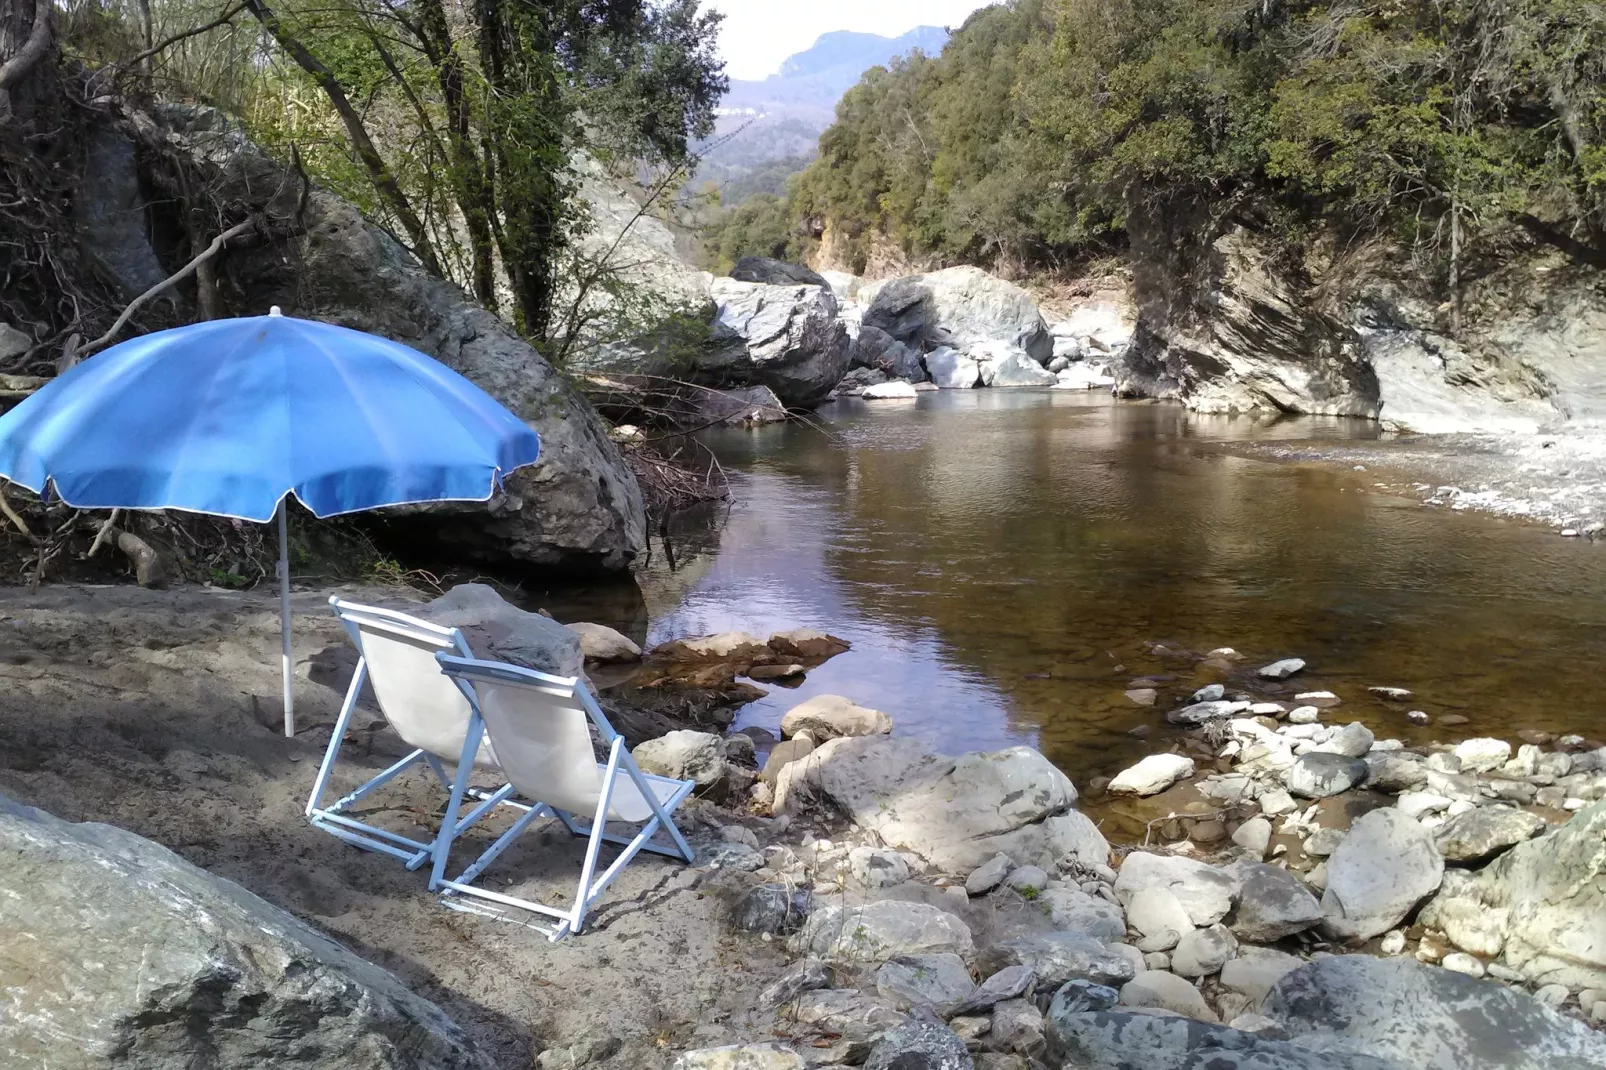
269, 305, 284, 317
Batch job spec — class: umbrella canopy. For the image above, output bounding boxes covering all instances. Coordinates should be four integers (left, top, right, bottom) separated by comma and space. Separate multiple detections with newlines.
0, 309, 542, 734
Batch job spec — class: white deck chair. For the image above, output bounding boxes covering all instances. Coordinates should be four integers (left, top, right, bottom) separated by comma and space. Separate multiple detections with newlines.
305, 597, 501, 869
431, 652, 697, 941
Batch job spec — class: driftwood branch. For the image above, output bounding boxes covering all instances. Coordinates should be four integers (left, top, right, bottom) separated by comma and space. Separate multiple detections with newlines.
82, 218, 257, 356
88, 508, 123, 556
0, 489, 31, 537
115, 529, 167, 587
0, 372, 47, 399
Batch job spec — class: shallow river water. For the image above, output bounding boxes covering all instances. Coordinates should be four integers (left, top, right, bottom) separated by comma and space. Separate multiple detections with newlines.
616, 391, 1605, 790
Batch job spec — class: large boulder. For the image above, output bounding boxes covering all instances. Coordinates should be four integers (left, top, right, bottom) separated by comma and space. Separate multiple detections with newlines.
0, 796, 494, 1069
851, 324, 927, 381
1320, 809, 1443, 942
971, 341, 1057, 387
925, 346, 981, 389
730, 257, 833, 295
1262, 955, 1606, 1069
417, 583, 584, 679
701, 278, 851, 407
131, 107, 646, 571
1045, 1009, 1394, 1070
1417, 801, 1606, 988
1222, 860, 1323, 941
977, 932, 1137, 991
774, 735, 1106, 871
865, 267, 1052, 361
790, 901, 974, 963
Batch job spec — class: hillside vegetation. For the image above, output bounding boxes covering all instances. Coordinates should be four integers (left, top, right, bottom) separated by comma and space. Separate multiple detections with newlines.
741, 0, 1605, 301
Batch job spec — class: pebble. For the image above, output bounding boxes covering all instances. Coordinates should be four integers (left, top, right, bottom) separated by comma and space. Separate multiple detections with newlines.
1005, 865, 1049, 895
1534, 984, 1569, 1009
1441, 953, 1486, 978
1407, 710, 1432, 725
1438, 714, 1470, 726
1379, 931, 1406, 955
1192, 684, 1226, 703
1288, 706, 1321, 725
1125, 688, 1158, 706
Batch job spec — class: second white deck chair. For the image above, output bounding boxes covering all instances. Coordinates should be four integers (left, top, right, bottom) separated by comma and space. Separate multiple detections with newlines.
305, 597, 501, 869
431, 653, 697, 941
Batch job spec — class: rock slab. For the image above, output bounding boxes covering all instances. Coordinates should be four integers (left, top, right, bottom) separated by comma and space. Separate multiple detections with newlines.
1321, 809, 1444, 942
0, 796, 494, 1070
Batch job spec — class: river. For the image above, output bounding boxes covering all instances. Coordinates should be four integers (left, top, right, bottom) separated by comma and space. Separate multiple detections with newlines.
613, 391, 1605, 797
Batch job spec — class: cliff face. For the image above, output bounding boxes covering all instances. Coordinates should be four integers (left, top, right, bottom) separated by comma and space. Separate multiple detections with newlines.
1116, 207, 1606, 434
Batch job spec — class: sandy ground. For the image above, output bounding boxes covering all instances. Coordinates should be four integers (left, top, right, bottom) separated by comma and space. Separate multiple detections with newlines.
1247, 428, 1606, 533
0, 583, 806, 1067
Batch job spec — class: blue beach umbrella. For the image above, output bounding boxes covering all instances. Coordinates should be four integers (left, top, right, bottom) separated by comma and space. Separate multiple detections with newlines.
0, 308, 542, 736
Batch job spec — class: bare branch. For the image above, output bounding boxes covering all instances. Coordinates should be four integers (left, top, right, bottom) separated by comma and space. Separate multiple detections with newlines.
112, 1, 249, 77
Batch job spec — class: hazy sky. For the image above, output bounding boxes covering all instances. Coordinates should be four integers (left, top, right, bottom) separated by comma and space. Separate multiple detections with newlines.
704, 1, 1000, 81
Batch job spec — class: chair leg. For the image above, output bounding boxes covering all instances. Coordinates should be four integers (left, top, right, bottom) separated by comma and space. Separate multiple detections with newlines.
305, 658, 367, 818
429, 711, 486, 892
568, 738, 625, 935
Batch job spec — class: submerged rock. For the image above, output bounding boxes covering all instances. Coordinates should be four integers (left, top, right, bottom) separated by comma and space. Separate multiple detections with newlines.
1258, 658, 1307, 680
0, 796, 495, 1069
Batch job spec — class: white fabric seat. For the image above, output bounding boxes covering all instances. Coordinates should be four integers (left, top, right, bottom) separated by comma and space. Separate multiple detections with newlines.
430, 654, 697, 941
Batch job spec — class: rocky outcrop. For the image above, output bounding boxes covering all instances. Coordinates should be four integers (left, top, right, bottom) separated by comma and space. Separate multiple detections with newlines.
732, 257, 833, 293
0, 796, 494, 1069
127, 106, 646, 571
701, 278, 851, 407
1418, 801, 1606, 989
1116, 207, 1606, 433
864, 266, 1053, 362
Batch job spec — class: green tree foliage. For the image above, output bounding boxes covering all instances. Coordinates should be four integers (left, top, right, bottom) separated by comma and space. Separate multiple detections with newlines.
698, 192, 796, 274
782, 0, 1606, 292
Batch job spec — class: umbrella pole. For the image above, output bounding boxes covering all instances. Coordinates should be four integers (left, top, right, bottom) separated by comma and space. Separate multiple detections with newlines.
277, 501, 294, 737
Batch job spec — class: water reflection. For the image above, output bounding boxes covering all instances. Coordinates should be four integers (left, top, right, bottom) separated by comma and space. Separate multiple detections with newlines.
629, 391, 1606, 784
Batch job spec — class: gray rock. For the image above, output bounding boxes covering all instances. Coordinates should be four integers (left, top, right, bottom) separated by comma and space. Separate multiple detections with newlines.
1303, 827, 1347, 858
671, 1044, 806, 1070
781, 694, 893, 741
760, 737, 814, 785
945, 965, 1035, 1017
1220, 947, 1305, 1002
1417, 801, 1606, 988
0, 796, 494, 1069
1119, 971, 1218, 1021
1321, 809, 1444, 942
1193, 684, 1227, 703
1171, 924, 1238, 978
1115, 853, 1238, 927
865, 266, 1052, 362
1287, 753, 1370, 798
1004, 865, 1049, 895
1432, 806, 1547, 864
1046, 979, 1120, 1016
977, 932, 1137, 991
794, 989, 906, 1051
732, 883, 813, 935
694, 385, 790, 426
1258, 658, 1307, 680
966, 853, 1015, 897
791, 901, 975, 963
699, 841, 764, 871
1222, 861, 1323, 942
1045, 1009, 1389, 1070
850, 324, 925, 381
704, 278, 851, 407
1318, 723, 1376, 759
1231, 817, 1272, 858
1452, 738, 1512, 774
1366, 754, 1430, 793
418, 583, 584, 678
564, 621, 642, 662
774, 736, 1102, 872
632, 730, 733, 793
851, 847, 914, 889
759, 961, 834, 1009
864, 1012, 974, 1070
925, 346, 982, 389
1040, 887, 1127, 943
876, 954, 977, 1012
730, 257, 831, 291
989, 998, 1045, 1052
1262, 954, 1606, 1069
1167, 700, 1250, 726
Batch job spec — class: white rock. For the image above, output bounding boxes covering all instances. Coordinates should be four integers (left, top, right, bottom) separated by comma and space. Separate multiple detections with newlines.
1258, 659, 1306, 680
563, 621, 642, 662
925, 346, 981, 389
1454, 738, 1513, 773
1115, 853, 1237, 927
631, 731, 731, 790
1231, 818, 1272, 859
972, 340, 1057, 387
1380, 930, 1407, 955
1288, 706, 1321, 725
1534, 983, 1569, 1009
849, 847, 911, 889
1397, 792, 1454, 819
1219, 947, 1303, 1001
1171, 925, 1238, 978
1108, 754, 1196, 797
860, 380, 918, 400
1143, 952, 1171, 971
1053, 364, 1116, 390
1005, 865, 1049, 895
780, 695, 893, 741
1249, 703, 1286, 716
1317, 723, 1375, 759
1441, 952, 1486, 978
790, 901, 973, 962
1259, 790, 1297, 817
1126, 887, 1196, 940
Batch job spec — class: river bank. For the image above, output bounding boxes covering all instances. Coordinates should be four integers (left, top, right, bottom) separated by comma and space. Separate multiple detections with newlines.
2, 581, 1604, 1069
